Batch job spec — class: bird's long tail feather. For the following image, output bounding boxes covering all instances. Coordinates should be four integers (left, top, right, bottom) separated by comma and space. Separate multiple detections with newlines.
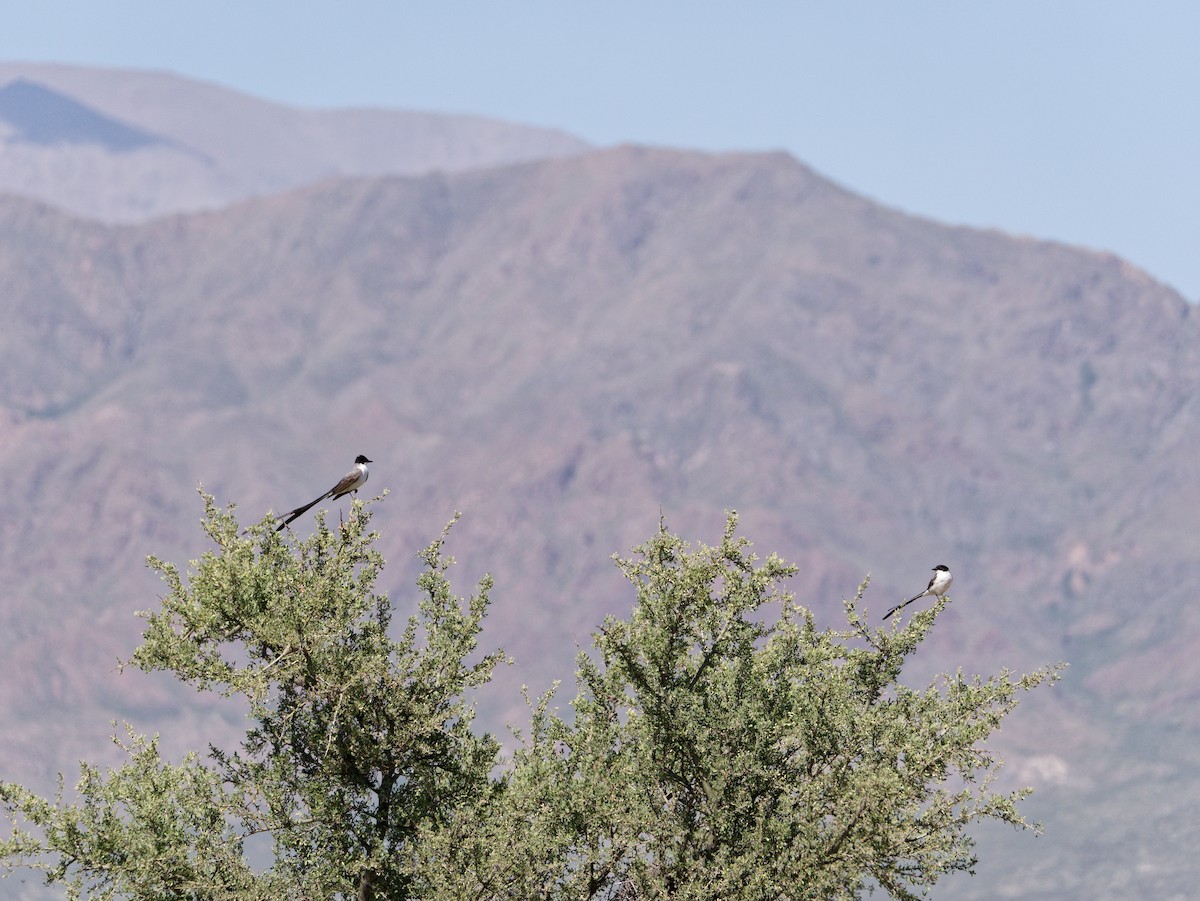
275, 491, 332, 531
883, 593, 924, 620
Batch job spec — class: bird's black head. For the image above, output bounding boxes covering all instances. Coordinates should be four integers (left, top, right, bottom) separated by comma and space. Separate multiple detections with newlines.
932, 564, 949, 572
355, 455, 372, 464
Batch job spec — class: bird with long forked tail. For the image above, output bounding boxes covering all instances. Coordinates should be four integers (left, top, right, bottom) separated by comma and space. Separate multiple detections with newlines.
884, 564, 952, 620
276, 455, 372, 531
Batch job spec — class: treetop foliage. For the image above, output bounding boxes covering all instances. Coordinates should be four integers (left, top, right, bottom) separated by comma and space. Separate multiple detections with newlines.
1, 494, 1060, 900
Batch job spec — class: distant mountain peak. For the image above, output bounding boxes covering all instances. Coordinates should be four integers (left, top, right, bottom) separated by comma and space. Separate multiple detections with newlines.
0, 78, 166, 151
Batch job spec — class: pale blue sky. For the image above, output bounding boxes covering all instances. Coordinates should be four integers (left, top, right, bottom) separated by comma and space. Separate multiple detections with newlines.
4, 2, 1198, 298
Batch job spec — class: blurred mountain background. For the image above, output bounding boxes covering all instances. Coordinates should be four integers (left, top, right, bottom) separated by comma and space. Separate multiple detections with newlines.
0, 61, 589, 221
1, 63, 1198, 899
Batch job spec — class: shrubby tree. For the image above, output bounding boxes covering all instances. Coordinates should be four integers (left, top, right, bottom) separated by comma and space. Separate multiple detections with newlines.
413, 515, 1059, 899
1, 500, 1058, 900
1, 494, 504, 900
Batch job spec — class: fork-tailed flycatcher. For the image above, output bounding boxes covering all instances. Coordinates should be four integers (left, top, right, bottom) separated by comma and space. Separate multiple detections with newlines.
884, 564, 952, 620
276, 455, 372, 531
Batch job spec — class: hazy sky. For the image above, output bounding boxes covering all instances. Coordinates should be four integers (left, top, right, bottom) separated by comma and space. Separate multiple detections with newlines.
4, 2, 1198, 298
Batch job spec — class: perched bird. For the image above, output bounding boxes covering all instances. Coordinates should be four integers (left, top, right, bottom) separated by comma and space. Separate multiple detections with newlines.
884, 564, 952, 620
276, 455, 372, 531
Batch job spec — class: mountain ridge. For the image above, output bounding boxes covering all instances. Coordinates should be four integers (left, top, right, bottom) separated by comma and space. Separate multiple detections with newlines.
0, 61, 592, 222
0, 109, 1196, 898
0, 79, 172, 152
